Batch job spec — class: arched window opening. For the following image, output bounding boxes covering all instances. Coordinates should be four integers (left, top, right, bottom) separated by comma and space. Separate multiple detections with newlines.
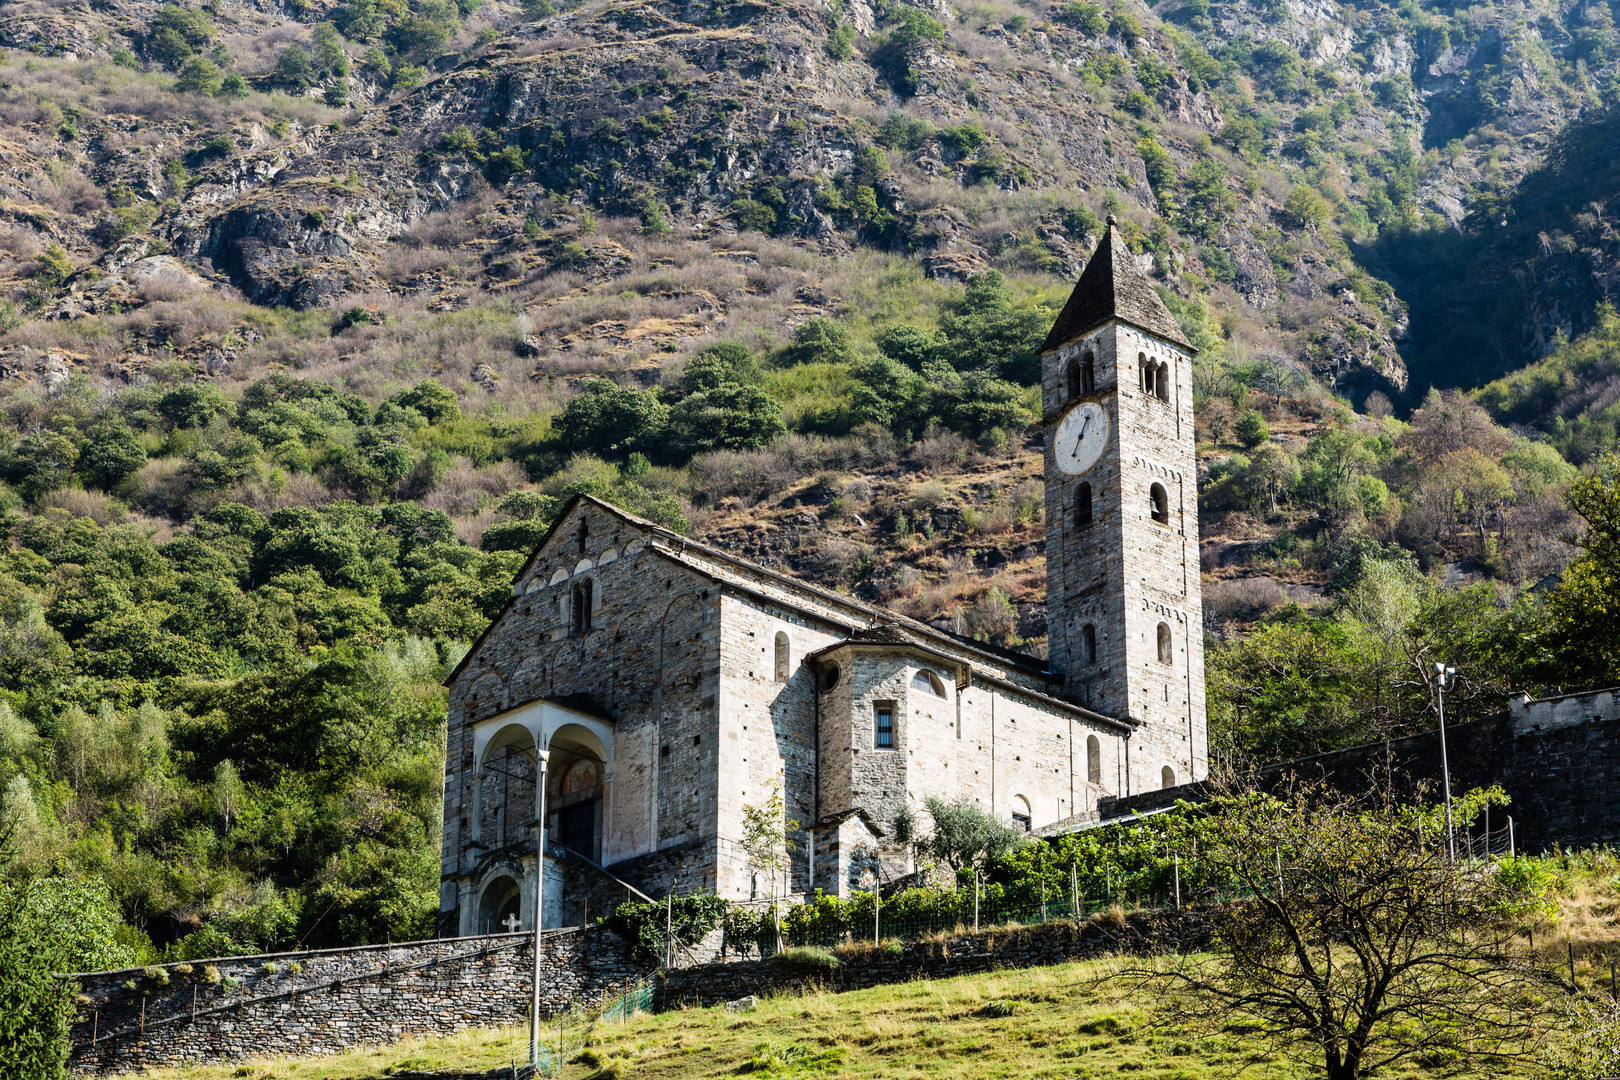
1162, 765, 1177, 789
1086, 735, 1101, 785
1081, 352, 1095, 394
1156, 622, 1173, 665
1011, 795, 1032, 832
1138, 353, 1153, 395
1156, 361, 1171, 402
1066, 356, 1083, 400
571, 579, 593, 634
1075, 481, 1093, 526
774, 632, 790, 682
1081, 623, 1097, 664
911, 669, 947, 697
1150, 483, 1169, 524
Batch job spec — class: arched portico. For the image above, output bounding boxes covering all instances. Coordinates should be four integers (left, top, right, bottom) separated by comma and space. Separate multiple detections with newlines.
463, 697, 615, 935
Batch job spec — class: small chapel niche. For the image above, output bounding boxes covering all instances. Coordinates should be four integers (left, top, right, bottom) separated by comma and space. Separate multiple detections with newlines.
1075, 482, 1093, 526
1156, 622, 1173, 665
1150, 483, 1169, 524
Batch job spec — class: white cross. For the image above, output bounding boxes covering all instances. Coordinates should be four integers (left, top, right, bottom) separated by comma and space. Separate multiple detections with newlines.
501, 913, 521, 933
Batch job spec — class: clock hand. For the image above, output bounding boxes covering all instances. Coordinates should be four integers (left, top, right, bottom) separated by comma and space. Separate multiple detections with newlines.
1070, 415, 1089, 455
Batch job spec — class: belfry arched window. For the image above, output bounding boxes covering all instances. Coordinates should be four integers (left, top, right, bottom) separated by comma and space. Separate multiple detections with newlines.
1081, 352, 1095, 394
1081, 624, 1097, 664
1156, 361, 1171, 402
1156, 622, 1173, 665
1066, 356, 1083, 400
774, 632, 790, 682
1075, 481, 1093, 526
1150, 483, 1169, 524
1139, 353, 1154, 396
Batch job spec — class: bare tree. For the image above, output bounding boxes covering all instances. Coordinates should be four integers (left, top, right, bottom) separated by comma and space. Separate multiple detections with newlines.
740, 780, 797, 953
1121, 774, 1553, 1080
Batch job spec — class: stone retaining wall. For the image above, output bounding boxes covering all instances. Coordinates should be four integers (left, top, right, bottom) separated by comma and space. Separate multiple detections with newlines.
66, 929, 648, 1075
657, 907, 1213, 1008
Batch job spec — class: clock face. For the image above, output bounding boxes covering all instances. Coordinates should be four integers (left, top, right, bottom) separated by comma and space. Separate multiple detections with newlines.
1055, 401, 1109, 476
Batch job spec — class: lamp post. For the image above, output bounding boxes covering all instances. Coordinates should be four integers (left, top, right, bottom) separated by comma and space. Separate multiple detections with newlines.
529, 748, 551, 1071
1434, 664, 1456, 863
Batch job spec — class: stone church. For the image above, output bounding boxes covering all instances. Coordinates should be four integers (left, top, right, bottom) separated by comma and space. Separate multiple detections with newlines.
437, 219, 1208, 935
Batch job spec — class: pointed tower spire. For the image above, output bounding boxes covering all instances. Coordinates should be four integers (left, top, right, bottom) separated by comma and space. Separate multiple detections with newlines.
1041, 215, 1194, 353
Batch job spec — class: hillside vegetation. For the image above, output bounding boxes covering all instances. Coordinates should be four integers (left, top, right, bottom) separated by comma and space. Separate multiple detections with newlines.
1, 0, 1620, 970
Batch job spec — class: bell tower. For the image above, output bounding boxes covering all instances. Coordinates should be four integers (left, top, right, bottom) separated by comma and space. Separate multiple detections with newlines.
1040, 218, 1207, 794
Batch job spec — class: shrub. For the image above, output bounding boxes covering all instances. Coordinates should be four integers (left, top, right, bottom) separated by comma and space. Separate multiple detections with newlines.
978, 999, 1018, 1017
274, 46, 318, 91
174, 57, 223, 94
782, 318, 854, 367
773, 946, 840, 973
1234, 409, 1270, 448
218, 72, 249, 98
828, 22, 856, 60
1058, 1, 1108, 33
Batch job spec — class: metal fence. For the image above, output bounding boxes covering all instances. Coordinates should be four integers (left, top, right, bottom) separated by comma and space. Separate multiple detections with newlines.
509, 974, 656, 1079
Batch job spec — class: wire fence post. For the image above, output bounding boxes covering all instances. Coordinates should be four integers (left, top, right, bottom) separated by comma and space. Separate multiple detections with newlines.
1508, 817, 1515, 856
1173, 854, 1181, 909
973, 870, 980, 933
1070, 862, 1078, 919
874, 883, 881, 945
1276, 849, 1285, 897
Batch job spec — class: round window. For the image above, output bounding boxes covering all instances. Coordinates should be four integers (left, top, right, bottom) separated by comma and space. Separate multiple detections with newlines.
819, 664, 841, 692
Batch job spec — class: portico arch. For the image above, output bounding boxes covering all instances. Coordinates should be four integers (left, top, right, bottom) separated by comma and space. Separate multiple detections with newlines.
477, 872, 523, 935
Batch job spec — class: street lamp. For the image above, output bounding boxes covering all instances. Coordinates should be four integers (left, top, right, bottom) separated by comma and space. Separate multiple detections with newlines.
529, 748, 551, 1071
1433, 663, 1456, 863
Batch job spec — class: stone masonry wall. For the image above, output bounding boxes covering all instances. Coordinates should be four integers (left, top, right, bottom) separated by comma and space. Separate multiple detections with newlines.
65, 928, 648, 1075
1101, 698, 1620, 854
656, 907, 1215, 1008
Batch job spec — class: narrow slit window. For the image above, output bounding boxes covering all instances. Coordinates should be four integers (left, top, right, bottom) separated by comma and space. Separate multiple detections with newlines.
571, 579, 593, 633
1086, 735, 1101, 785
1150, 483, 1169, 525
1162, 765, 1177, 789
774, 632, 790, 683
1075, 481, 1093, 526
1157, 622, 1173, 665
1081, 624, 1097, 664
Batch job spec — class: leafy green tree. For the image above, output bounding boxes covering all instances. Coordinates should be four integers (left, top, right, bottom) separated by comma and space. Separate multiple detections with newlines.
0, 865, 73, 1078
895, 796, 1026, 880
1058, 1, 1108, 33
148, 4, 216, 69
782, 318, 855, 367
849, 356, 929, 436
1283, 186, 1331, 228
554, 379, 667, 459
1234, 409, 1269, 448
1542, 454, 1620, 686
273, 46, 318, 91
939, 271, 1050, 384
667, 383, 785, 456
679, 342, 761, 393
173, 56, 223, 94
875, 325, 944, 371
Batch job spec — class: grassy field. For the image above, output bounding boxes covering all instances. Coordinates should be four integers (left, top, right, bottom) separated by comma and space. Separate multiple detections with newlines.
130, 952, 1553, 1080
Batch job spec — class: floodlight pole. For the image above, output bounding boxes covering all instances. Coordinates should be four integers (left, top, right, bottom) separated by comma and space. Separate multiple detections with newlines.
529, 748, 551, 1070
1435, 664, 1456, 863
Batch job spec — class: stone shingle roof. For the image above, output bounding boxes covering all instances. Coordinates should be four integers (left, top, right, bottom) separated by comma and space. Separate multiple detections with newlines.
1041, 219, 1195, 353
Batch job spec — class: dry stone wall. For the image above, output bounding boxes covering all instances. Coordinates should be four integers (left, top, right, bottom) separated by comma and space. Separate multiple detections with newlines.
656, 908, 1215, 1008
65, 929, 648, 1075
